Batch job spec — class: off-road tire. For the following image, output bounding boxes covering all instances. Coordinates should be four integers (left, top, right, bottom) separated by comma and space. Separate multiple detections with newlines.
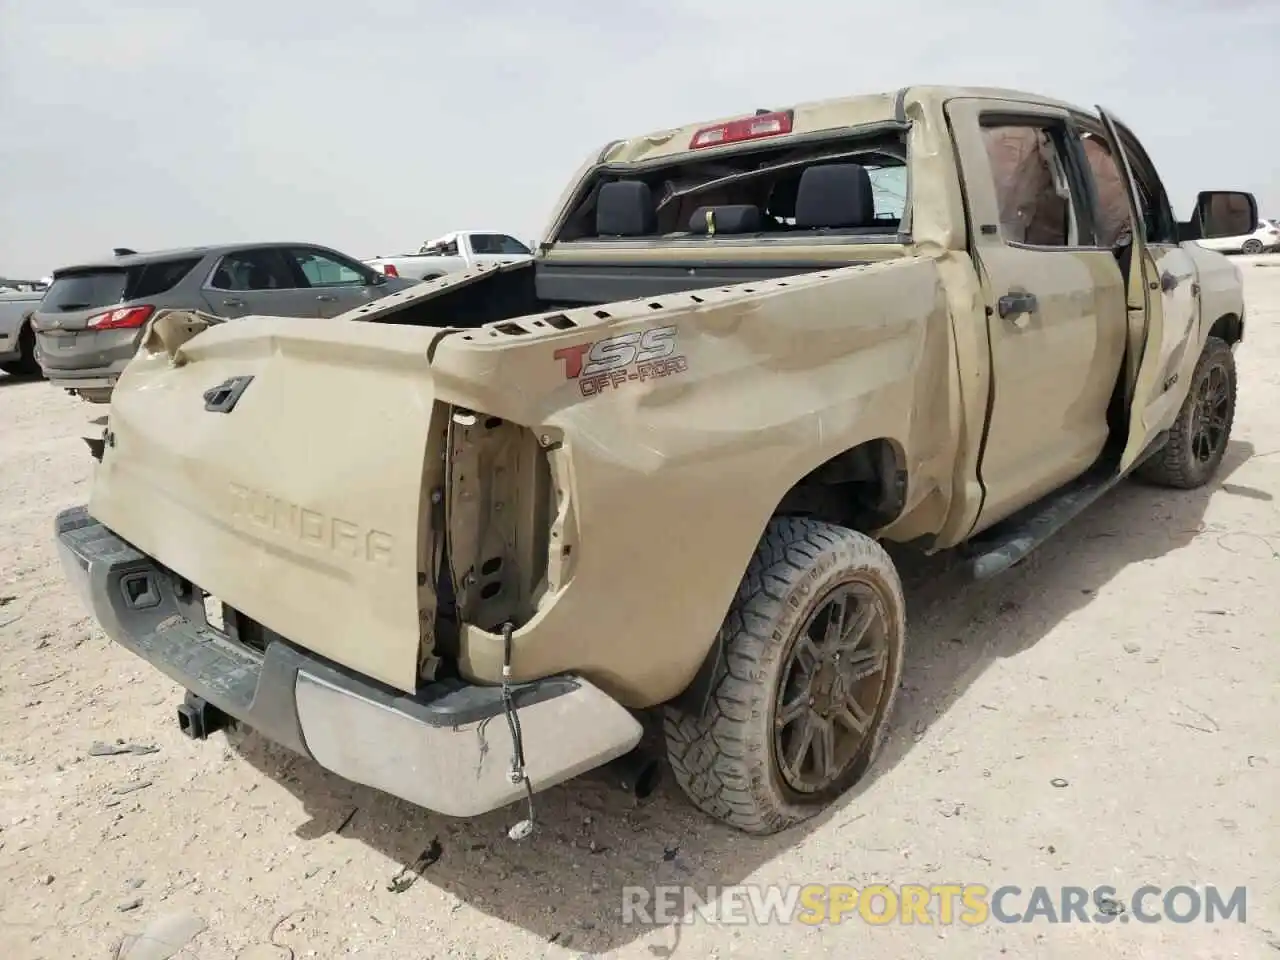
1241, 238, 1264, 255
0, 322, 42, 378
663, 517, 906, 834
1133, 336, 1235, 489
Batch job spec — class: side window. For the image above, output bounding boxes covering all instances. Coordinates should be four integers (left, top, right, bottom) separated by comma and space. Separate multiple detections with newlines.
287, 249, 369, 287
867, 165, 907, 223
127, 257, 203, 299
981, 124, 1080, 247
469, 233, 530, 255
208, 250, 297, 291
1079, 134, 1133, 249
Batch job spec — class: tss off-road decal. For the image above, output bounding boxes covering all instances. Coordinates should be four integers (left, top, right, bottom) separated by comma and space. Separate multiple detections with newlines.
554, 325, 689, 398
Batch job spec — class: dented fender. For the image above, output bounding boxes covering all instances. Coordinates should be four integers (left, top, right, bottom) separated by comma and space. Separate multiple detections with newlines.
430, 257, 961, 708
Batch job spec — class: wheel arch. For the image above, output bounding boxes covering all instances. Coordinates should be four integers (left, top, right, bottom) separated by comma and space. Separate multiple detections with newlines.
670, 435, 910, 716
1208, 311, 1243, 346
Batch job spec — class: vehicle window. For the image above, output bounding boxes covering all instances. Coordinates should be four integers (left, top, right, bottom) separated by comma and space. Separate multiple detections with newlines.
468, 233, 531, 255
209, 250, 297, 291
981, 125, 1081, 247
554, 128, 909, 244
1079, 135, 1133, 249
128, 258, 203, 299
288, 249, 369, 287
868, 166, 906, 222
1112, 124, 1179, 246
44, 257, 204, 311
42, 271, 129, 311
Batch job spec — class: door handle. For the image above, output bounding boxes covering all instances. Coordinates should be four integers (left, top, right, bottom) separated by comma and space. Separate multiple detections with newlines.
997, 292, 1039, 319
202, 375, 254, 413
1160, 272, 1179, 292
221, 298, 245, 308
315, 294, 338, 302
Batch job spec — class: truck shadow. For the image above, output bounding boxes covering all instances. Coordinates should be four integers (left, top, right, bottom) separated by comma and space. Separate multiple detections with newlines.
228, 439, 1257, 954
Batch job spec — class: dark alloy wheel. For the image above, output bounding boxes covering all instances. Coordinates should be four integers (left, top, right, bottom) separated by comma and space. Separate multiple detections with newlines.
773, 581, 893, 796
1134, 336, 1236, 489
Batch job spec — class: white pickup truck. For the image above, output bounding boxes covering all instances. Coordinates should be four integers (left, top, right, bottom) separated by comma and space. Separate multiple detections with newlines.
363, 230, 533, 281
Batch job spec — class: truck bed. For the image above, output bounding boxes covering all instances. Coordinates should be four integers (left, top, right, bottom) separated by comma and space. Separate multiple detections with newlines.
362, 258, 869, 330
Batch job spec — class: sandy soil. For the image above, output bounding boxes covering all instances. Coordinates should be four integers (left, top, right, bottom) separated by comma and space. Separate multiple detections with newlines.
1, 262, 1278, 960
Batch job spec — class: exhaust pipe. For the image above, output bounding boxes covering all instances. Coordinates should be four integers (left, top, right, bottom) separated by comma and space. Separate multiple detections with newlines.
608, 749, 664, 800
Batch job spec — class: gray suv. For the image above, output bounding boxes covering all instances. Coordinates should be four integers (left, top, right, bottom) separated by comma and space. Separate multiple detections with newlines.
33, 242, 416, 402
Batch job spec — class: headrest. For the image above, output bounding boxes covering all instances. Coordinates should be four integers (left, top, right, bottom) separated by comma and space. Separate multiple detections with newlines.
794, 164, 875, 229
687, 204, 762, 236
596, 181, 656, 237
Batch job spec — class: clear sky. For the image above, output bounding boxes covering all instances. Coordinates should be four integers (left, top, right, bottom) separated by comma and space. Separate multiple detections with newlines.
1, 0, 1276, 278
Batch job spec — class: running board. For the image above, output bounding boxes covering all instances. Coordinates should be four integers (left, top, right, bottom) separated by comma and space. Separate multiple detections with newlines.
963, 431, 1168, 581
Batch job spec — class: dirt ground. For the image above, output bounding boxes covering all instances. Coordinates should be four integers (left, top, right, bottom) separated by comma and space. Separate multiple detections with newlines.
1, 262, 1278, 960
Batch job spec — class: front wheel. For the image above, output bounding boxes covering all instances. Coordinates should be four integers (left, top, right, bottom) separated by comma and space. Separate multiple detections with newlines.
664, 518, 906, 835
1133, 336, 1236, 489
1241, 238, 1264, 255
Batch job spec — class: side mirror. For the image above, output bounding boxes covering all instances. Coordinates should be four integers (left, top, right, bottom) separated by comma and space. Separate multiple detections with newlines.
1188, 190, 1258, 240
369, 271, 388, 286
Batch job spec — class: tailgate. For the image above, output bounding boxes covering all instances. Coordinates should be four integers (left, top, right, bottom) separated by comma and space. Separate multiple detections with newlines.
89, 314, 449, 693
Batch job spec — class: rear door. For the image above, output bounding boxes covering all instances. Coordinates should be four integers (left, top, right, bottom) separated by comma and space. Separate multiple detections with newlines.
946, 98, 1128, 531
1094, 108, 1201, 472
201, 248, 316, 318
283, 246, 384, 317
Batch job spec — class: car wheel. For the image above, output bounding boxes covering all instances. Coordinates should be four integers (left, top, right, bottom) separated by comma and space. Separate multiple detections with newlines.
1133, 336, 1235, 490
0, 322, 44, 378
663, 517, 906, 834
1241, 238, 1264, 255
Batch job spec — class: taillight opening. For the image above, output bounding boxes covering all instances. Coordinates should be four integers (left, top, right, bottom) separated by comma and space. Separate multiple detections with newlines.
689, 110, 794, 150
86, 305, 155, 330
382, 264, 400, 277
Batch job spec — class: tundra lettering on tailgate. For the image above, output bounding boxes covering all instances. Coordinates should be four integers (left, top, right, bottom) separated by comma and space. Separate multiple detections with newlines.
228, 482, 395, 565
554, 324, 689, 398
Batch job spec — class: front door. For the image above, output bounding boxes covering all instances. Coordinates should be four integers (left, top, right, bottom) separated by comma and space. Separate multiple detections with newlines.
283, 247, 382, 318
946, 99, 1129, 533
1094, 108, 1201, 472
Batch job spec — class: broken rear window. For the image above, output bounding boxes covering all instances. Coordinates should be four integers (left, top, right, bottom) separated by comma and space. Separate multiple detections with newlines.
554, 129, 908, 245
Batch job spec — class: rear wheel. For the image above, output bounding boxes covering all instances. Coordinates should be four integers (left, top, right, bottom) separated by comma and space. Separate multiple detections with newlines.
0, 323, 42, 378
1241, 238, 1264, 255
664, 517, 905, 834
1133, 336, 1235, 489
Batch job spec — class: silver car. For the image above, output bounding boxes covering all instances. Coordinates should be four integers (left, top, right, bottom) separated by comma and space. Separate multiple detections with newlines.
33, 242, 416, 402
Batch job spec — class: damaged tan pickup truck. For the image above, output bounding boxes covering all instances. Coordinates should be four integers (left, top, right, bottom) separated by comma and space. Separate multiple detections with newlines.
56, 86, 1254, 836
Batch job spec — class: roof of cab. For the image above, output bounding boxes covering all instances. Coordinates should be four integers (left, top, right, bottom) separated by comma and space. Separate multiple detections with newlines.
601, 85, 1091, 165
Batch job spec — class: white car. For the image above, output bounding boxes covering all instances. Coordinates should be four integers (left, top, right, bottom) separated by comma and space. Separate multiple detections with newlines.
1197, 219, 1280, 255
364, 230, 533, 282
